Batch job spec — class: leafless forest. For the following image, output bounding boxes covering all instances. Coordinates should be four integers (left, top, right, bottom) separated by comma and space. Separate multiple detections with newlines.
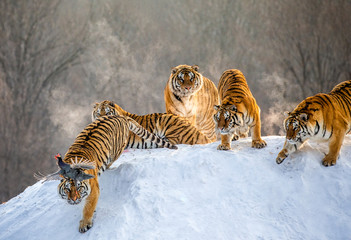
0, 0, 350, 202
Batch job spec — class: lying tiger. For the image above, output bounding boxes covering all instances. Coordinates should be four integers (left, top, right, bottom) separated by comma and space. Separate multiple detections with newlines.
277, 80, 351, 166
92, 100, 212, 146
164, 64, 219, 141
214, 69, 266, 150
36, 115, 176, 233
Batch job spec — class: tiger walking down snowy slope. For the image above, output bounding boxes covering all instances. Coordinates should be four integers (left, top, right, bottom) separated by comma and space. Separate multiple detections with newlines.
35, 115, 177, 233
277, 80, 351, 166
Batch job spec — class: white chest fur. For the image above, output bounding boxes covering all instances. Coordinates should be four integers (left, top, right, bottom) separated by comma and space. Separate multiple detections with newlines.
173, 94, 197, 117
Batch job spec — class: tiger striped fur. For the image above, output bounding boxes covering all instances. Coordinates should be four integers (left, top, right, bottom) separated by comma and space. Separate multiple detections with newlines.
52, 115, 176, 232
276, 80, 351, 166
164, 64, 219, 141
92, 100, 212, 146
214, 69, 266, 150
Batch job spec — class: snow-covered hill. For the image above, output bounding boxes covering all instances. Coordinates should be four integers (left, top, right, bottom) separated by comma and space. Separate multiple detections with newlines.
1, 136, 351, 240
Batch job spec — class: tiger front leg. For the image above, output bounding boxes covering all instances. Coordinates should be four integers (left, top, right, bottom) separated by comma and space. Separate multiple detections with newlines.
276, 140, 302, 164
79, 180, 100, 233
322, 129, 345, 167
217, 133, 233, 150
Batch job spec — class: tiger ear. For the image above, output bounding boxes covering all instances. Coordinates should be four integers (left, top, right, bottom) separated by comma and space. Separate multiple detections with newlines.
172, 67, 177, 74
299, 113, 309, 122
108, 101, 115, 107
214, 105, 220, 111
283, 111, 291, 117
192, 65, 199, 72
93, 102, 99, 108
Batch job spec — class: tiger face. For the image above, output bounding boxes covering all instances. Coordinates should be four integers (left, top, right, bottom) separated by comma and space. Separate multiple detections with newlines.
92, 101, 118, 121
284, 98, 324, 143
284, 112, 312, 143
170, 65, 203, 97
213, 105, 241, 134
58, 178, 91, 205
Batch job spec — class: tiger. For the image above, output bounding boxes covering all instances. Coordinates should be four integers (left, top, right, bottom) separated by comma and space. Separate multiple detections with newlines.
276, 80, 351, 166
92, 100, 212, 146
164, 64, 219, 142
213, 69, 266, 150
35, 115, 177, 233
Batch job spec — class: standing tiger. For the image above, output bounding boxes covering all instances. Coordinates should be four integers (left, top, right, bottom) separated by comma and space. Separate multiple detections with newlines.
276, 80, 351, 166
213, 69, 266, 150
92, 100, 212, 146
164, 64, 219, 141
35, 115, 177, 233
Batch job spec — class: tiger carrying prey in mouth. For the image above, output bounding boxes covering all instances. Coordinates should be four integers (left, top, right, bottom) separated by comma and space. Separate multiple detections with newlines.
35, 115, 177, 233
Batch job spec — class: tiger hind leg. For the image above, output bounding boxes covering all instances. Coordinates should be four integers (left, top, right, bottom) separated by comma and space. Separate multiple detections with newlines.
127, 117, 178, 149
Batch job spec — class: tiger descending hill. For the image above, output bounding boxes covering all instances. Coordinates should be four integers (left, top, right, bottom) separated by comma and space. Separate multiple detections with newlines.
276, 80, 351, 166
92, 100, 212, 147
214, 69, 266, 150
164, 64, 219, 141
36, 115, 177, 233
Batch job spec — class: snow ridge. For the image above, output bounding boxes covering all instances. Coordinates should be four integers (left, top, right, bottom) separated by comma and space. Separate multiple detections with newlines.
1, 136, 351, 240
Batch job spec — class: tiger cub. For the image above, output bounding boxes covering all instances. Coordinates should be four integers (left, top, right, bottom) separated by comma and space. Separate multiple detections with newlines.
92, 100, 212, 146
214, 69, 266, 150
36, 115, 177, 233
164, 64, 219, 141
276, 80, 351, 166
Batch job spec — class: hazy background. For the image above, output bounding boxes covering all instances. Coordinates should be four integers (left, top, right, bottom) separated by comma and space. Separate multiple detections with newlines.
1, 0, 350, 202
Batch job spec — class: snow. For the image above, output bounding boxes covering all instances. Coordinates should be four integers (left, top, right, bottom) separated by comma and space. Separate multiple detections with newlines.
1, 136, 351, 240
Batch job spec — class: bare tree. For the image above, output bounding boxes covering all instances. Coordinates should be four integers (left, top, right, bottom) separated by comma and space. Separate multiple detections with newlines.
267, 0, 351, 98
0, 0, 93, 202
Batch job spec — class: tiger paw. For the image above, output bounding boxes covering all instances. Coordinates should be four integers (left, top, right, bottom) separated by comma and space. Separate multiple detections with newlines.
232, 134, 239, 141
276, 150, 288, 164
322, 155, 337, 167
79, 219, 93, 233
251, 139, 267, 149
217, 144, 231, 150
167, 143, 178, 150
239, 133, 248, 138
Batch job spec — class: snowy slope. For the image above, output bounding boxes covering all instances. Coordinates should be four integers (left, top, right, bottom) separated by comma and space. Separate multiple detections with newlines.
1, 136, 351, 240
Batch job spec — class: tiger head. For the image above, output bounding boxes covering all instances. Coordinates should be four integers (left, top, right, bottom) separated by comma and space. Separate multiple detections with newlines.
169, 65, 203, 97
56, 155, 95, 205
35, 154, 95, 205
283, 98, 323, 143
283, 112, 320, 144
213, 104, 242, 134
58, 177, 91, 205
92, 100, 122, 121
